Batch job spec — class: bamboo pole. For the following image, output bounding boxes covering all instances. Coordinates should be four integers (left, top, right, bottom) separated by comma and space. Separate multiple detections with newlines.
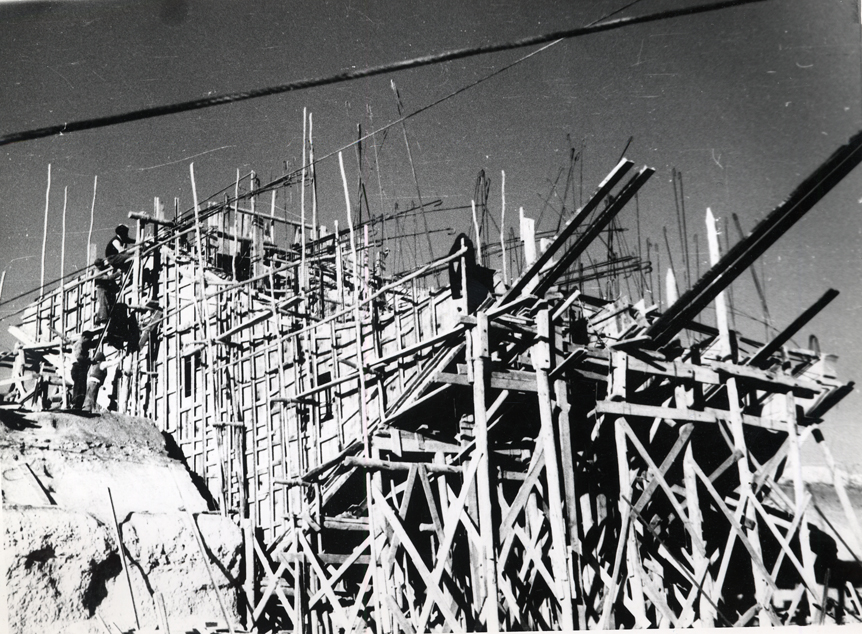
339, 150, 386, 627
300, 108, 308, 293
40, 164, 51, 302
390, 80, 434, 266
501, 170, 508, 286
58, 186, 68, 409
190, 162, 219, 502
309, 112, 318, 240
471, 200, 481, 259
87, 175, 97, 266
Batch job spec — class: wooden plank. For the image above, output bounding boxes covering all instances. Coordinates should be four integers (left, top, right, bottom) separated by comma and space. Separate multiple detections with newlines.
708, 360, 820, 397
596, 399, 787, 431
434, 369, 538, 392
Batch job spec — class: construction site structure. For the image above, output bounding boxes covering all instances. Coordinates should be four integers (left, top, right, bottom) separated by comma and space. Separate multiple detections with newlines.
3, 132, 862, 632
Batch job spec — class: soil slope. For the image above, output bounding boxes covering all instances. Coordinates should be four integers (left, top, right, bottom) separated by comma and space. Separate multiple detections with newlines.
1, 409, 243, 634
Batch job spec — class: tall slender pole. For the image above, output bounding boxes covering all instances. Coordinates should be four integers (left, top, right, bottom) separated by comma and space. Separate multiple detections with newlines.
190, 163, 218, 505
471, 200, 481, 257
679, 171, 692, 290
705, 208, 729, 358
390, 80, 434, 266
40, 164, 51, 301
87, 175, 97, 266
60, 187, 67, 291
501, 170, 508, 286
338, 151, 385, 627
706, 206, 770, 609
662, 226, 680, 301
300, 108, 308, 292
355, 123, 364, 226
368, 105, 387, 254
309, 112, 318, 240
59, 187, 68, 409
233, 169, 240, 282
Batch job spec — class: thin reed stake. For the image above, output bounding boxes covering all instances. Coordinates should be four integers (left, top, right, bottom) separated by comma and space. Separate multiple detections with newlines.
501, 170, 508, 286
59, 186, 68, 408
471, 199, 481, 256
300, 107, 308, 292
87, 175, 97, 266
40, 164, 51, 301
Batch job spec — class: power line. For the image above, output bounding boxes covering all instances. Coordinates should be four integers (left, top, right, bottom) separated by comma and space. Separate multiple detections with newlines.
0, 0, 765, 147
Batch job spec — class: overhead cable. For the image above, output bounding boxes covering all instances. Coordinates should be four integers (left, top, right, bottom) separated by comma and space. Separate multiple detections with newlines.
0, 0, 766, 147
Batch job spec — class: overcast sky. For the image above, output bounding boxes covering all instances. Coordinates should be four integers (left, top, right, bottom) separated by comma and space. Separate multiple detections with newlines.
1, 0, 860, 465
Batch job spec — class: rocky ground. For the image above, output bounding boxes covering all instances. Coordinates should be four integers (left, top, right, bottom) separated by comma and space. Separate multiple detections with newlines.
0, 408, 244, 634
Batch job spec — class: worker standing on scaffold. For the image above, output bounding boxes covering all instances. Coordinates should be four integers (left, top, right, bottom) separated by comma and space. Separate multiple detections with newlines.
105, 224, 135, 273
92, 258, 121, 325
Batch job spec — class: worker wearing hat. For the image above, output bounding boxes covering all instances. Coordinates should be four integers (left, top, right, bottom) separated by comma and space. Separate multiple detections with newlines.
105, 224, 135, 273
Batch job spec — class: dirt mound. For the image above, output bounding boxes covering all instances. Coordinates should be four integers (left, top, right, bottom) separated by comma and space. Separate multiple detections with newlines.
1, 409, 243, 634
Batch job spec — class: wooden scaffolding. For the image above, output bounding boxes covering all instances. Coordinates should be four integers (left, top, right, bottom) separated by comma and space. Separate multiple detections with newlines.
5, 133, 862, 631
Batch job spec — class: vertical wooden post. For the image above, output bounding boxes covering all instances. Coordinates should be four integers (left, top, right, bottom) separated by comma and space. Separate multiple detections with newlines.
244, 518, 255, 627
601, 418, 632, 629
618, 415, 647, 627
786, 392, 820, 613
533, 308, 575, 630
472, 311, 499, 630
553, 311, 580, 619
706, 207, 770, 610
706, 208, 729, 358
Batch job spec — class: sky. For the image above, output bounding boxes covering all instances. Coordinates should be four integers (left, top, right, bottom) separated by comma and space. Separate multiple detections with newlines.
0, 0, 861, 465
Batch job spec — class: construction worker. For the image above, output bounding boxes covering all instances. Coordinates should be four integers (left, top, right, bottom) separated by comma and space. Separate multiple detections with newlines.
137, 300, 163, 352
70, 331, 95, 410
82, 351, 107, 412
93, 258, 120, 325
105, 224, 135, 273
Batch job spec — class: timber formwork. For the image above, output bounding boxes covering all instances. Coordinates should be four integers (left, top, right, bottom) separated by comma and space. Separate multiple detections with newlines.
6, 134, 862, 631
